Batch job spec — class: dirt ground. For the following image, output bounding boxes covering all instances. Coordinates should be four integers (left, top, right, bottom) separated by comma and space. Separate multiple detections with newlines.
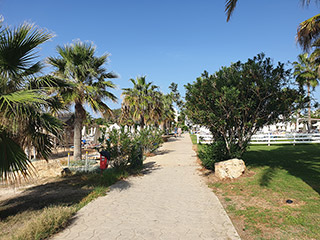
0, 148, 98, 207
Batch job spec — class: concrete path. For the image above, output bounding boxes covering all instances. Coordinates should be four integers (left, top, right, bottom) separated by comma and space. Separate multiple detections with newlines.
53, 134, 240, 240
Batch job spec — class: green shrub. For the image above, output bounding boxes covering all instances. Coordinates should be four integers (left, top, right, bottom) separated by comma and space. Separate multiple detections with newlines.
128, 141, 143, 169
198, 144, 217, 170
198, 140, 230, 170
104, 128, 134, 171
181, 125, 189, 132
99, 127, 163, 171
138, 127, 163, 153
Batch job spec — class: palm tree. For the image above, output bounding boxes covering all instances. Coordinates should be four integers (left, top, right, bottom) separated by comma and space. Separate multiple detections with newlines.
47, 41, 117, 161
160, 93, 175, 130
293, 53, 319, 130
310, 38, 320, 74
297, 13, 320, 52
121, 76, 162, 129
0, 22, 63, 181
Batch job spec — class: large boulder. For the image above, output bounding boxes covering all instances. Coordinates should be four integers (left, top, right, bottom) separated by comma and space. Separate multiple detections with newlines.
214, 158, 246, 180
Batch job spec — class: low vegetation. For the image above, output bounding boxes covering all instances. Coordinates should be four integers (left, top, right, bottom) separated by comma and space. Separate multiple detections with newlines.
99, 127, 163, 170
0, 169, 128, 240
191, 134, 320, 239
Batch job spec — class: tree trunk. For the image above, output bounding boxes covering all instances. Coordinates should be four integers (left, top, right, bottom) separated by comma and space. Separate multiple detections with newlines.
140, 115, 145, 129
74, 103, 86, 161
308, 84, 312, 132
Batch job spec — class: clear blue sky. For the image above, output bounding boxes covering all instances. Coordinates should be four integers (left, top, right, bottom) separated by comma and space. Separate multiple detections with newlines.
1, 0, 319, 115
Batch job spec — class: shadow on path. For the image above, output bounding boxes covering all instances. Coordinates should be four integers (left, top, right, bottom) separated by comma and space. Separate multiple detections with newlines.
154, 149, 174, 156
109, 179, 131, 192
141, 161, 162, 175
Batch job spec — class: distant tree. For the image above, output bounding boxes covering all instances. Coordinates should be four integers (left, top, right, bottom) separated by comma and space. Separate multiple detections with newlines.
160, 93, 175, 130
48, 41, 117, 161
168, 82, 184, 109
111, 108, 122, 123
121, 76, 162, 129
185, 54, 305, 161
94, 118, 108, 126
293, 53, 319, 130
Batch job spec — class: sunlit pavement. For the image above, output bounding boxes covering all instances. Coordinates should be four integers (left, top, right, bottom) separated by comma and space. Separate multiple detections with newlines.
53, 134, 240, 240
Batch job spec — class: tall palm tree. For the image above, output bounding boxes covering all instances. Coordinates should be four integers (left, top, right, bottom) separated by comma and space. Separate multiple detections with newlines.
148, 90, 164, 126
0, 23, 63, 181
47, 41, 117, 161
160, 93, 175, 130
121, 76, 161, 129
293, 53, 319, 130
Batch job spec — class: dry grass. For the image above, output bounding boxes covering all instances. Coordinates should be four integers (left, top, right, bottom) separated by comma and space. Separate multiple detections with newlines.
0, 163, 128, 240
12, 206, 75, 240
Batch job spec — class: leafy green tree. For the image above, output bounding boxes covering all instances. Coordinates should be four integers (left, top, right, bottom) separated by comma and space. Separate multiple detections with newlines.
121, 76, 162, 129
93, 117, 108, 126
48, 41, 117, 161
185, 53, 305, 164
0, 22, 63, 180
293, 53, 319, 129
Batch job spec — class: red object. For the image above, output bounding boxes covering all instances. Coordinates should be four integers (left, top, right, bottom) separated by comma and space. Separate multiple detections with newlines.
100, 154, 108, 169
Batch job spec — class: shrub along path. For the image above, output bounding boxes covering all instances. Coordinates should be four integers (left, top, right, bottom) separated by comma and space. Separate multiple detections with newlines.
53, 134, 240, 240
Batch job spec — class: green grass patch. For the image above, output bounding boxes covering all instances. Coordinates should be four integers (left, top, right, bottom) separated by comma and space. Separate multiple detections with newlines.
191, 136, 320, 239
190, 134, 205, 152
190, 134, 198, 145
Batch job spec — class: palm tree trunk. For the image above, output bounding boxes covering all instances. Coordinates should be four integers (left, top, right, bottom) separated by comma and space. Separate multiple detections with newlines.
74, 103, 85, 161
308, 84, 312, 132
140, 115, 145, 129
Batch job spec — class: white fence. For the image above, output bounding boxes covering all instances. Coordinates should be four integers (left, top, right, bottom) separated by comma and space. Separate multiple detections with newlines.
196, 133, 320, 145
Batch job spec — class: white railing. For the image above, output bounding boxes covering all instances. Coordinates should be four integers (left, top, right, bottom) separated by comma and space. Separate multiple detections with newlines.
196, 134, 214, 144
196, 133, 320, 145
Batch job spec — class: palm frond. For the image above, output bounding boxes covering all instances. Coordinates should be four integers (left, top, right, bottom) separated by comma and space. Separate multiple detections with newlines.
297, 13, 320, 51
30, 75, 72, 89
301, 0, 320, 6
0, 23, 53, 78
0, 89, 47, 117
225, 0, 238, 22
0, 129, 33, 182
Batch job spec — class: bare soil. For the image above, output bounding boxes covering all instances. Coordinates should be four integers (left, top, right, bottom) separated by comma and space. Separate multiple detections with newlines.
0, 149, 95, 219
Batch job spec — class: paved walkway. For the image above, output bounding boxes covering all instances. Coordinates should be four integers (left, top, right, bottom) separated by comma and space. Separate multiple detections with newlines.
53, 134, 240, 240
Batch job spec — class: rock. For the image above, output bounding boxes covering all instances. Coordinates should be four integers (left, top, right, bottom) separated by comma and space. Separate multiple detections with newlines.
214, 158, 246, 180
